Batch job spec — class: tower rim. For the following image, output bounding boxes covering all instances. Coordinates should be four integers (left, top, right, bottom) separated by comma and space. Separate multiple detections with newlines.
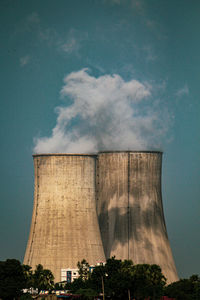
98, 150, 163, 154
32, 153, 97, 157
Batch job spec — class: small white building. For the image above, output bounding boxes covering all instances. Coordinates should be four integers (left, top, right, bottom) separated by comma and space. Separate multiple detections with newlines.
61, 262, 106, 283
61, 268, 79, 283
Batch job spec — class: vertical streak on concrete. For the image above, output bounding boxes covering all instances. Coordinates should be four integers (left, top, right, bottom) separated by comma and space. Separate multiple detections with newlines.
24, 154, 105, 282
97, 151, 178, 283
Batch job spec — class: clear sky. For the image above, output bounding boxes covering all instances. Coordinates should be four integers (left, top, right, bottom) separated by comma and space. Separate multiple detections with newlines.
0, 0, 199, 279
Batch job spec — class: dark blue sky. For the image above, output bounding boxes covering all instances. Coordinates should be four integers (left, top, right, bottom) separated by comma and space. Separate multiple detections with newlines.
0, 0, 199, 278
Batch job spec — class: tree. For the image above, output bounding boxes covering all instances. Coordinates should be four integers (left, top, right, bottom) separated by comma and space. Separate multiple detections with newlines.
104, 257, 134, 299
69, 257, 167, 300
89, 257, 134, 300
76, 288, 98, 300
55, 282, 64, 290
0, 259, 26, 300
22, 264, 33, 288
77, 259, 90, 281
66, 277, 87, 294
190, 275, 200, 300
132, 264, 166, 300
164, 274, 200, 300
32, 264, 54, 292
19, 294, 33, 300
89, 263, 107, 296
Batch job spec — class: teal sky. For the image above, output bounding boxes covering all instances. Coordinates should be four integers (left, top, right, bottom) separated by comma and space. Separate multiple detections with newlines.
0, 0, 200, 278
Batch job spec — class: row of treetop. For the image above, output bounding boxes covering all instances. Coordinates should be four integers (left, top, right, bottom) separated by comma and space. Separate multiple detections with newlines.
0, 257, 199, 300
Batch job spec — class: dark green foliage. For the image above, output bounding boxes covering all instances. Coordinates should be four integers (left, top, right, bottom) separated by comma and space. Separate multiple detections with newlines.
19, 293, 33, 300
32, 264, 54, 292
0, 259, 55, 299
88, 264, 107, 294
55, 282, 64, 290
102, 257, 134, 299
76, 288, 98, 299
164, 274, 200, 300
73, 257, 166, 300
66, 277, 88, 293
77, 259, 90, 280
0, 259, 26, 300
1, 257, 199, 300
132, 264, 166, 300
22, 264, 33, 288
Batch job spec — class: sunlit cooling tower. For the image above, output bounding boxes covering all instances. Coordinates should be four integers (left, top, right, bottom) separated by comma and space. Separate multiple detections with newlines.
24, 154, 105, 282
96, 151, 178, 283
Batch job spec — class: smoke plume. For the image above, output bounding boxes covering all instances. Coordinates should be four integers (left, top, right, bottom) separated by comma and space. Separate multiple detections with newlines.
34, 68, 169, 153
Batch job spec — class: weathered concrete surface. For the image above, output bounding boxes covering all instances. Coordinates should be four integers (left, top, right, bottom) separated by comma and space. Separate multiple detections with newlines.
24, 154, 105, 282
96, 151, 178, 283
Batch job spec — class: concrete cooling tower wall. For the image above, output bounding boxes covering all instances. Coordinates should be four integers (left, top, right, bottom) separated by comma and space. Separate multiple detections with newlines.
24, 154, 105, 282
96, 151, 178, 283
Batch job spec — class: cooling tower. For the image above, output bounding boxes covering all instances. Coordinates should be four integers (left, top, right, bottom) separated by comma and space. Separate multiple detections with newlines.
24, 154, 105, 282
96, 151, 178, 283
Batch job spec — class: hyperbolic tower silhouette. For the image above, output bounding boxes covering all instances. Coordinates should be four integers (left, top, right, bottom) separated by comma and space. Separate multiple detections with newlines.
23, 154, 105, 282
24, 151, 178, 283
96, 151, 178, 283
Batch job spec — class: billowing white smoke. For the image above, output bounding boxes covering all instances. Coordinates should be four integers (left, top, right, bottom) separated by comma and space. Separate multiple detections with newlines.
34, 68, 169, 153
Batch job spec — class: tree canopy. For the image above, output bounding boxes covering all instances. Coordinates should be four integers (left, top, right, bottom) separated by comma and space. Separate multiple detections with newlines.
66, 257, 166, 300
32, 264, 54, 292
0, 259, 26, 300
164, 274, 200, 300
1, 257, 200, 300
0, 259, 54, 299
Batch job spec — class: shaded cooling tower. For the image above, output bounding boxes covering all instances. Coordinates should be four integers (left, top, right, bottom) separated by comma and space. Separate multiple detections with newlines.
96, 151, 178, 283
24, 154, 105, 282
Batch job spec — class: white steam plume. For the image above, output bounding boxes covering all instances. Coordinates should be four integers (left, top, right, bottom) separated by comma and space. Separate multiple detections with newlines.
34, 68, 169, 153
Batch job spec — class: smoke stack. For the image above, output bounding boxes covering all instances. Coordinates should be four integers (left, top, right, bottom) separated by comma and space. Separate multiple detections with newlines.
24, 154, 105, 282
96, 151, 178, 283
